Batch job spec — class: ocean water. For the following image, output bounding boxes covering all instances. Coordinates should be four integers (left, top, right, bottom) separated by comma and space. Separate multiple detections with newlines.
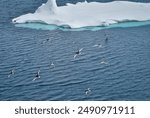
0, 0, 150, 101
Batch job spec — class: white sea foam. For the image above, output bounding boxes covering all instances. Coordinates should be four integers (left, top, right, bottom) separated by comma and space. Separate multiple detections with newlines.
12, 0, 150, 29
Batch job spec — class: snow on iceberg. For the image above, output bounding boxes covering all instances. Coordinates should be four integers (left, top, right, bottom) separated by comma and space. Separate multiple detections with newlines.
12, 0, 150, 29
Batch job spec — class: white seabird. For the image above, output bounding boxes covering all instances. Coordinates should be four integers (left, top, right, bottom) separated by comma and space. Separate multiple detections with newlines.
85, 88, 91, 95
74, 48, 83, 59
33, 70, 40, 81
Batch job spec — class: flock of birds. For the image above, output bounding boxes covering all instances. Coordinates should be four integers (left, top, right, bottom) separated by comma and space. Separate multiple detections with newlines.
7, 31, 110, 96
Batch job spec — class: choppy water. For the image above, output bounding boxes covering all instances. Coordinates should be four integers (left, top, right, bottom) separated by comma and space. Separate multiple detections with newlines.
0, 0, 150, 100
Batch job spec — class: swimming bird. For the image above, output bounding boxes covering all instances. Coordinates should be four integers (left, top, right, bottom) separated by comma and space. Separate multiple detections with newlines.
100, 60, 108, 65
104, 33, 109, 43
50, 62, 55, 68
41, 38, 51, 44
93, 44, 102, 48
33, 70, 40, 81
8, 69, 15, 78
104, 30, 109, 41
85, 88, 91, 95
105, 37, 109, 42
46, 38, 50, 41
74, 48, 83, 59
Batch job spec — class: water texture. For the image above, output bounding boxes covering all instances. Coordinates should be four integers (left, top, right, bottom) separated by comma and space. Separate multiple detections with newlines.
0, 0, 150, 100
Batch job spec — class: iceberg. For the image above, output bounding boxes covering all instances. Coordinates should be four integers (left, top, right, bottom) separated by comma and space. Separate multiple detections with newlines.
12, 0, 150, 30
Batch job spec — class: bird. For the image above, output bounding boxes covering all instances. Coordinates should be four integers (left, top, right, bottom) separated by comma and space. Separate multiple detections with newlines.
105, 37, 109, 42
41, 38, 51, 44
50, 62, 55, 68
85, 88, 91, 95
100, 60, 108, 65
33, 70, 40, 81
74, 48, 83, 59
104, 30, 109, 41
8, 69, 15, 78
93, 44, 102, 48
46, 38, 50, 41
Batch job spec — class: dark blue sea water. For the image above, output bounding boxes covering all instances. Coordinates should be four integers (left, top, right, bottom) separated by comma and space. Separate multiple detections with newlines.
0, 0, 150, 101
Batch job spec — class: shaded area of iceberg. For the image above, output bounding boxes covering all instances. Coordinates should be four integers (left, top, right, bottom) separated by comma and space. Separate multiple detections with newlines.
12, 0, 150, 31
15, 20, 150, 31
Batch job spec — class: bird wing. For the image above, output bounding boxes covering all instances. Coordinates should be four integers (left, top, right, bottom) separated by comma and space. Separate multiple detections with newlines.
74, 54, 78, 59
79, 48, 83, 52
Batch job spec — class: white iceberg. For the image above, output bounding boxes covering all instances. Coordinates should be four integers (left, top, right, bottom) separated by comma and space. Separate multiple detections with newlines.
12, 0, 150, 29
